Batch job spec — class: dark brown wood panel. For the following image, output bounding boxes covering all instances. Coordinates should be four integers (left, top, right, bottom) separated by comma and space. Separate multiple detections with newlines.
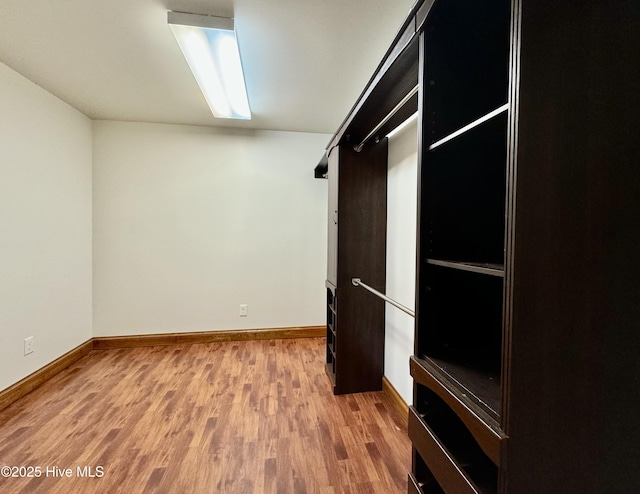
333, 287, 385, 394
336, 140, 388, 289
325, 138, 388, 395
504, 1, 640, 492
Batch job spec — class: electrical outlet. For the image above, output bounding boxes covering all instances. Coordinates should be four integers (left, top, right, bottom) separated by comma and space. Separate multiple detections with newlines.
24, 336, 34, 355
239, 304, 248, 317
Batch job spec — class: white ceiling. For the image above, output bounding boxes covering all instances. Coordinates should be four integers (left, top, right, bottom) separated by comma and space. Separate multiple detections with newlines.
0, 0, 416, 135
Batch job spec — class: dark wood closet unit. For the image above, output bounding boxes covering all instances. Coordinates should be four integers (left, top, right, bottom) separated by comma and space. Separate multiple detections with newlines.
324, 0, 640, 492
325, 141, 388, 394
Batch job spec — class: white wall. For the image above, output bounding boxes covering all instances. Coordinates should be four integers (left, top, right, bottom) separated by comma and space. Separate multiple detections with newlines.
385, 118, 418, 404
0, 61, 93, 391
93, 121, 329, 336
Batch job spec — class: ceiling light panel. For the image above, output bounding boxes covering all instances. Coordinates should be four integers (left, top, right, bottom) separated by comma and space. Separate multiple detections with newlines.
168, 11, 251, 120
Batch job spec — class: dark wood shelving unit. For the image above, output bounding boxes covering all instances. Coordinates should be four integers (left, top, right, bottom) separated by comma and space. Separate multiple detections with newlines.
324, 0, 640, 491
324, 141, 388, 395
414, 0, 509, 489
325, 283, 337, 384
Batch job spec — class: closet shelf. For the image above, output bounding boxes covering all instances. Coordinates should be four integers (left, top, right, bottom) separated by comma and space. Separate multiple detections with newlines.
426, 259, 505, 277
412, 355, 501, 427
429, 103, 509, 151
410, 356, 505, 467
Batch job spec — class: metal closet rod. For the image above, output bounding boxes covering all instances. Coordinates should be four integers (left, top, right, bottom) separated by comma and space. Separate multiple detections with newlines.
354, 84, 419, 152
351, 278, 415, 318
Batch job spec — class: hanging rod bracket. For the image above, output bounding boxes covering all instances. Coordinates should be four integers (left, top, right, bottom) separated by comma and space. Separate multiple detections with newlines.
353, 84, 419, 152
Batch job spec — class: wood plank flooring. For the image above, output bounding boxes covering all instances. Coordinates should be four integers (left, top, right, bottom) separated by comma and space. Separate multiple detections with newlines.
0, 338, 410, 493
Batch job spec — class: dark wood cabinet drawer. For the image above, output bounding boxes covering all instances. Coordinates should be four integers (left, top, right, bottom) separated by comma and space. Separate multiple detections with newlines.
409, 406, 497, 493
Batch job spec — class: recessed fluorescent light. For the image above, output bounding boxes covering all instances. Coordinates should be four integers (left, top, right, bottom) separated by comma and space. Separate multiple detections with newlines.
386, 111, 419, 138
168, 11, 251, 120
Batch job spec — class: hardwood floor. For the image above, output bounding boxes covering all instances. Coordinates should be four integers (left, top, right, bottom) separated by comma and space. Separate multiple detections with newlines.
0, 338, 410, 493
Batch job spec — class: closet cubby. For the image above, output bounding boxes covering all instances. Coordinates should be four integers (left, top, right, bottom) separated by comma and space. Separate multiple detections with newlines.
326, 285, 337, 382
418, 264, 503, 418
422, 112, 507, 266
423, 0, 511, 145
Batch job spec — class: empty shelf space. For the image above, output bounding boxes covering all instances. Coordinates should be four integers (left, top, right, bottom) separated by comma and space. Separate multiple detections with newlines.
417, 263, 504, 408
419, 355, 501, 422
429, 104, 509, 151
426, 259, 504, 277
421, 112, 507, 264
422, 0, 511, 143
